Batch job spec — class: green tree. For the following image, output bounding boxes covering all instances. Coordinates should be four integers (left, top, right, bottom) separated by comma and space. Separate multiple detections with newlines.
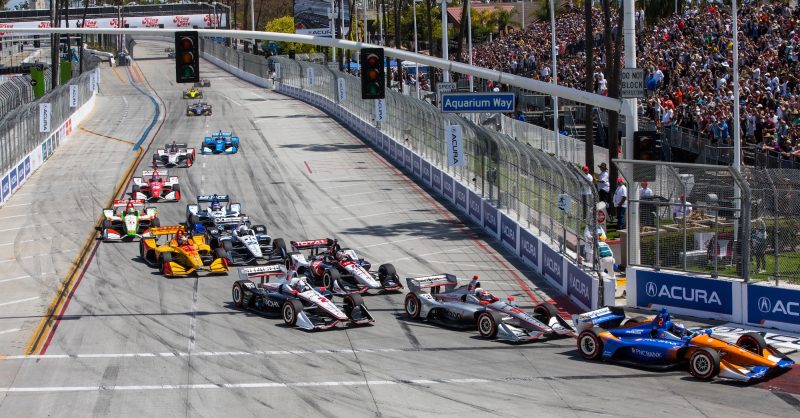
265, 15, 316, 54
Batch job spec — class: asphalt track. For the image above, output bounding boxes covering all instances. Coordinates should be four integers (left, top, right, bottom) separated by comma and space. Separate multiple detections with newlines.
0, 41, 798, 417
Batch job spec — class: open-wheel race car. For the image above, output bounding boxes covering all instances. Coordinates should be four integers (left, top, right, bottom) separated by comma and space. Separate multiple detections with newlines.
186, 194, 242, 228
196, 215, 287, 265
403, 274, 574, 342
140, 225, 229, 277
232, 265, 375, 331
287, 238, 402, 294
574, 307, 794, 381
97, 199, 159, 241
186, 101, 212, 116
153, 141, 195, 168
200, 131, 239, 155
131, 169, 180, 202
183, 86, 203, 99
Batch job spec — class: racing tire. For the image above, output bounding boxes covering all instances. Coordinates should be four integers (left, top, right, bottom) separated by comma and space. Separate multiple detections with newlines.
232, 282, 244, 308
378, 264, 400, 285
533, 303, 560, 322
173, 184, 181, 193
282, 299, 303, 327
322, 269, 340, 289
577, 329, 604, 360
222, 240, 233, 252
272, 238, 287, 259
159, 252, 173, 274
101, 220, 112, 240
151, 218, 161, 228
214, 248, 228, 261
188, 214, 200, 226
404, 293, 421, 319
476, 311, 499, 339
736, 332, 768, 355
688, 348, 721, 381
343, 293, 365, 318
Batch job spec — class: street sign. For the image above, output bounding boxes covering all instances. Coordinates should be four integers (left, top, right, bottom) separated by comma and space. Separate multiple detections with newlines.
30, 79, 37, 86
440, 92, 516, 113
557, 194, 572, 212
620, 68, 645, 99
436, 82, 456, 93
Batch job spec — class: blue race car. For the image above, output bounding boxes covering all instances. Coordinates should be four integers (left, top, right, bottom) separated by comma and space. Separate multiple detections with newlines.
186, 101, 212, 117
201, 131, 239, 154
574, 307, 794, 381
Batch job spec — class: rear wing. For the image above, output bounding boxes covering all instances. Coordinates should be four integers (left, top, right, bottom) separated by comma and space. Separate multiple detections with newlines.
214, 216, 249, 225
163, 143, 188, 149
113, 199, 146, 207
148, 225, 186, 236
141, 170, 168, 177
291, 238, 334, 251
211, 131, 233, 137
197, 194, 230, 202
406, 274, 458, 294
238, 265, 287, 282
571, 306, 627, 332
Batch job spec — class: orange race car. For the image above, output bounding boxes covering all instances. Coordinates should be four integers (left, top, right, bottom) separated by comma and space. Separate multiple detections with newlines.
139, 225, 229, 277
574, 307, 794, 382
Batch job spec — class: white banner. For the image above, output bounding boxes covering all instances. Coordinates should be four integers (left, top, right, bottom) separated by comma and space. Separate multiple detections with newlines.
274, 63, 281, 79
337, 78, 346, 102
374, 99, 385, 122
0, 14, 227, 35
39, 103, 51, 133
90, 69, 98, 93
306, 67, 314, 85
69, 85, 79, 108
446, 125, 465, 167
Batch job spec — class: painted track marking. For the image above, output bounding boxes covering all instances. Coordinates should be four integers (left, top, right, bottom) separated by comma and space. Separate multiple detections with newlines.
0, 297, 39, 307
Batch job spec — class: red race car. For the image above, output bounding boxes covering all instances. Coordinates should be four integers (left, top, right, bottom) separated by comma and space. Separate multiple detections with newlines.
131, 169, 181, 202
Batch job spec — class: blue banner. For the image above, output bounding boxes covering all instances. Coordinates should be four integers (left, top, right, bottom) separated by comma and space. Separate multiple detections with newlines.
500, 214, 516, 249
382, 135, 389, 152
432, 167, 442, 192
468, 190, 482, 223
483, 201, 498, 236
442, 174, 453, 200
10, 169, 17, 192
1, 175, 8, 200
422, 161, 431, 185
17, 162, 25, 183
441, 92, 516, 113
25, 156, 30, 177
567, 262, 593, 309
404, 148, 413, 169
542, 244, 563, 288
413, 154, 421, 177
519, 229, 539, 268
454, 182, 467, 211
637, 270, 733, 315
747, 284, 800, 326
390, 140, 397, 160
41, 142, 47, 160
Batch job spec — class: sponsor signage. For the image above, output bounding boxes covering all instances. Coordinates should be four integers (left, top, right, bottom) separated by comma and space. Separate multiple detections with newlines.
483, 201, 498, 236
89, 70, 98, 92
374, 98, 386, 122
422, 161, 431, 185
306, 67, 314, 85
382, 135, 389, 152
24, 156, 30, 177
0, 14, 225, 33
336, 78, 346, 102
432, 167, 442, 192
500, 214, 516, 249
39, 103, 51, 133
390, 140, 397, 160
567, 262, 594, 310
454, 182, 467, 211
468, 191, 482, 223
541, 244, 563, 288
636, 270, 733, 315
275, 63, 281, 79
441, 92, 515, 113
747, 285, 800, 327
436, 82, 456, 93
519, 228, 539, 268
413, 154, 421, 177
442, 174, 454, 200
69, 85, 79, 108
1, 175, 8, 200
9, 168, 17, 192
404, 148, 413, 169
445, 125, 465, 167
294, 0, 351, 36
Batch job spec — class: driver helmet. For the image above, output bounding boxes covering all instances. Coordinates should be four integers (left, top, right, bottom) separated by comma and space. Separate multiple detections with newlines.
335, 250, 348, 261
474, 287, 493, 302
169, 142, 178, 153
125, 202, 136, 215
669, 322, 686, 337
177, 232, 190, 246
211, 200, 222, 211
237, 225, 248, 235
151, 171, 160, 182
288, 277, 306, 292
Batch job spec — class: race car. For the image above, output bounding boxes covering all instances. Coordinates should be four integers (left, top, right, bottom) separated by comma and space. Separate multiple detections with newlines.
186, 101, 212, 116
131, 169, 180, 202
574, 307, 795, 381
199, 216, 287, 265
183, 87, 203, 99
194, 79, 211, 87
186, 194, 242, 228
200, 131, 239, 155
232, 265, 374, 331
165, 47, 175, 58
287, 238, 403, 294
139, 225, 229, 277
404, 275, 573, 342
97, 199, 159, 241
153, 141, 195, 168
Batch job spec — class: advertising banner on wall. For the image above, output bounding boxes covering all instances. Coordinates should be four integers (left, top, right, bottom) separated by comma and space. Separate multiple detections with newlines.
468, 191, 482, 223
442, 173, 454, 200
0, 15, 226, 33
69, 85, 79, 108
500, 214, 516, 249
445, 125, 465, 167
432, 167, 442, 192
746, 284, 800, 328
519, 228, 539, 269
483, 201, 498, 237
566, 262, 594, 310
293, 0, 350, 36
454, 182, 467, 212
39, 103, 51, 133
636, 270, 733, 315
541, 244, 564, 289
422, 161, 431, 185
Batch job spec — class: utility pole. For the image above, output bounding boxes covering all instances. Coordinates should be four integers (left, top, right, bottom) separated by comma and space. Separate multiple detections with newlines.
623, 0, 640, 265
441, 0, 449, 82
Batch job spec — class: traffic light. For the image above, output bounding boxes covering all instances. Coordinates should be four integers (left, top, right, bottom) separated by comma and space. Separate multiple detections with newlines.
360, 47, 385, 100
174, 31, 199, 83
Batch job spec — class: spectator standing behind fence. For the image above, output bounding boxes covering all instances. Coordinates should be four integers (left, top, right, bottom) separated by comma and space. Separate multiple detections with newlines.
751, 215, 768, 274
639, 181, 654, 198
582, 166, 594, 220
673, 194, 693, 221
598, 162, 610, 210
613, 177, 627, 229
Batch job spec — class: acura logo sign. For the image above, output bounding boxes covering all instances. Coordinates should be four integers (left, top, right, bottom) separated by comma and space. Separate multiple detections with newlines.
758, 296, 772, 313
645, 282, 657, 297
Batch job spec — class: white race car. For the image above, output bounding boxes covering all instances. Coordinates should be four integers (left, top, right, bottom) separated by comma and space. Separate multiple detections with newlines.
186, 194, 243, 228
153, 141, 196, 168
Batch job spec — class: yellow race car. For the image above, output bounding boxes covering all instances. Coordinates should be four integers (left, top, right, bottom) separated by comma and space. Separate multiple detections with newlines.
183, 87, 203, 99
139, 225, 228, 277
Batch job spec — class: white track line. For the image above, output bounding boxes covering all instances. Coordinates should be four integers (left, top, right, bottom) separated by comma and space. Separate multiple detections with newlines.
329, 200, 389, 210
336, 210, 406, 221
0, 328, 20, 335
0, 296, 39, 307
1, 348, 404, 361
334, 191, 378, 199
0, 203, 32, 208
359, 237, 425, 248
385, 246, 473, 263
0, 275, 30, 284
0, 378, 490, 393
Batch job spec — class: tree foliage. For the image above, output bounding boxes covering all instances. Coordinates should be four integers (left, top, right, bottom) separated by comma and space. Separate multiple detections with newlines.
265, 15, 316, 54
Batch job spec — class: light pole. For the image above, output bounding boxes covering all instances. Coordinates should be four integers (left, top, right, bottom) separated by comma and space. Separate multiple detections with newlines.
329, 0, 336, 62
441, 0, 449, 82
413, 0, 420, 98
249, 0, 255, 49
520, 0, 525, 28
549, 0, 558, 158
467, 0, 473, 91
363, 0, 367, 43
732, 0, 741, 173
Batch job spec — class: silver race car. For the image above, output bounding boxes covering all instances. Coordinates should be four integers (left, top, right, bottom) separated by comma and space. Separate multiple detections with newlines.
153, 141, 195, 168
203, 216, 287, 265
404, 275, 574, 342
186, 194, 242, 228
186, 101, 212, 116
